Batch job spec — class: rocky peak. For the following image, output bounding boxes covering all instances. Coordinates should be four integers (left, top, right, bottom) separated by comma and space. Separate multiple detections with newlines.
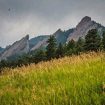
56, 28, 62, 32
0, 35, 30, 60
25, 35, 29, 40
76, 16, 91, 29
80, 16, 91, 23
53, 29, 63, 35
67, 16, 105, 42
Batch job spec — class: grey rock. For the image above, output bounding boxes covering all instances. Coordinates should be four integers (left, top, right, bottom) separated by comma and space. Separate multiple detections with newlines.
29, 35, 49, 49
0, 35, 29, 60
31, 37, 49, 51
67, 16, 105, 42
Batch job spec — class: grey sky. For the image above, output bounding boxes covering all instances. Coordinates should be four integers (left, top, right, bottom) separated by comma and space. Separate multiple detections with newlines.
0, 0, 105, 47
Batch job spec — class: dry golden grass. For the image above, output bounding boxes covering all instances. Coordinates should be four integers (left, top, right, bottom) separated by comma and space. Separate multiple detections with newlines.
0, 52, 105, 105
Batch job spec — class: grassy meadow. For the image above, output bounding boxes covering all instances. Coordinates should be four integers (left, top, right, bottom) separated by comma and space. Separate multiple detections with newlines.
0, 52, 105, 105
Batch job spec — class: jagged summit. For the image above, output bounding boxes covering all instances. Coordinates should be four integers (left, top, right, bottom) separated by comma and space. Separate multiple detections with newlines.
76, 16, 91, 29
80, 16, 91, 23
67, 16, 105, 42
25, 35, 29, 40
54, 29, 63, 34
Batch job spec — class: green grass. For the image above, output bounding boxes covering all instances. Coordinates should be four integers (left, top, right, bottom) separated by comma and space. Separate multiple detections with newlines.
0, 52, 105, 105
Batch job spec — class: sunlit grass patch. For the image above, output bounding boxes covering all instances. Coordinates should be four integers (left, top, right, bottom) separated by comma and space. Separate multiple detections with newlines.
0, 52, 105, 105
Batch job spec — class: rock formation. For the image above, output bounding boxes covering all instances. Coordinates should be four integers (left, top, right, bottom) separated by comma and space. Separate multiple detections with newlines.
0, 35, 29, 60
67, 16, 105, 42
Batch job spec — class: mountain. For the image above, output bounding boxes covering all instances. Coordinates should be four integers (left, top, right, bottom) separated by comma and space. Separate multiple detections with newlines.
30, 37, 49, 51
54, 28, 74, 44
29, 35, 49, 49
67, 16, 105, 42
0, 35, 29, 60
0, 16, 105, 60
30, 16, 105, 51
30, 28, 74, 51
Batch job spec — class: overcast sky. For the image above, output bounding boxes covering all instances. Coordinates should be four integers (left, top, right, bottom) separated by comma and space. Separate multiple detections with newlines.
0, 0, 105, 47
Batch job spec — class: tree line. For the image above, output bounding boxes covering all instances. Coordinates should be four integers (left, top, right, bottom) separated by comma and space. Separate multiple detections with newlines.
0, 29, 105, 70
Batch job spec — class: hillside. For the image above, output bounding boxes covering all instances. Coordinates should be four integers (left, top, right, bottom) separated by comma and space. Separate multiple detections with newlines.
0, 52, 105, 105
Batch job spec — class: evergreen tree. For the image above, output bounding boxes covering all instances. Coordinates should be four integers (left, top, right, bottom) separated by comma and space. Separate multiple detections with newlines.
85, 29, 101, 51
66, 39, 76, 55
102, 31, 105, 50
67, 39, 75, 50
17, 56, 24, 67
56, 43, 64, 58
76, 37, 85, 54
21, 54, 32, 66
0, 60, 7, 70
63, 43, 68, 55
46, 36, 57, 60
34, 50, 46, 63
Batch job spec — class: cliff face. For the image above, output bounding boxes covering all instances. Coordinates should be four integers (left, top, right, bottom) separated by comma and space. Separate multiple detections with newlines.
67, 16, 105, 42
0, 35, 29, 60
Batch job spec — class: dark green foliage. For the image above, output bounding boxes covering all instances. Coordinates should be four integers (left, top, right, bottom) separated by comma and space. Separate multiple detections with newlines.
76, 37, 85, 54
33, 50, 46, 63
17, 54, 32, 66
0, 60, 7, 70
56, 43, 64, 58
46, 36, 57, 60
67, 39, 75, 50
66, 39, 76, 55
102, 32, 105, 50
85, 29, 101, 51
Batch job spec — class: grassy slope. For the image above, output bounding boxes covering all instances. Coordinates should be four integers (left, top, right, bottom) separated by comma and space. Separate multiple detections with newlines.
0, 52, 105, 105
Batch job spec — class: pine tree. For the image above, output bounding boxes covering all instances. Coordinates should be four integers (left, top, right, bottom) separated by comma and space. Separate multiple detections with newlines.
85, 29, 101, 51
66, 39, 76, 55
46, 36, 57, 60
56, 43, 64, 58
102, 31, 105, 50
76, 37, 85, 54
34, 50, 46, 63
67, 39, 75, 50
0, 60, 7, 70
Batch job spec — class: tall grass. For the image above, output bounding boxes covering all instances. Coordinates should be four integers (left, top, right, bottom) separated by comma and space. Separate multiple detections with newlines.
0, 52, 105, 105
